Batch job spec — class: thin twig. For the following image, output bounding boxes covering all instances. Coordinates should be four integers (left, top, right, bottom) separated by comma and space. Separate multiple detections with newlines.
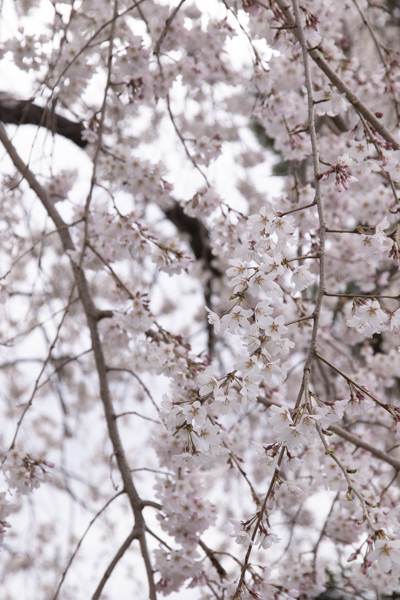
329, 424, 400, 471
9, 279, 77, 450
79, 0, 119, 272
166, 93, 210, 186
285, 314, 314, 326
257, 396, 400, 471
53, 491, 124, 600
48, 1, 147, 99
324, 292, 400, 300
315, 420, 377, 534
153, 0, 186, 55
352, 0, 400, 124
0, 218, 84, 281
91, 527, 140, 600
275, 201, 316, 217
116, 410, 160, 424
315, 352, 394, 414
285, 254, 319, 262
107, 366, 159, 412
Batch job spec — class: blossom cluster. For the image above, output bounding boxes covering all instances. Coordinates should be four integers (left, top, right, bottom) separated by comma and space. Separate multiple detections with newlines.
347, 299, 400, 337
0, 449, 54, 544
2, 0, 400, 598
2, 450, 54, 496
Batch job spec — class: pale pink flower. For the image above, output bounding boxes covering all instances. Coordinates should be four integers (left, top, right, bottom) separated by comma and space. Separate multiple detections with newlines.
368, 539, 400, 573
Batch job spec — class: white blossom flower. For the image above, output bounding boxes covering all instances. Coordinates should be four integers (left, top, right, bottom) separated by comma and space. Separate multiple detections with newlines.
183, 401, 207, 429
347, 139, 369, 161
247, 207, 274, 234
263, 360, 289, 386
383, 151, 400, 181
358, 300, 388, 334
171, 452, 209, 468
254, 443, 279, 474
360, 158, 381, 175
221, 306, 253, 333
279, 480, 304, 498
269, 405, 293, 431
240, 369, 263, 406
257, 529, 281, 549
266, 337, 295, 356
254, 300, 273, 326
197, 369, 219, 397
226, 259, 249, 279
276, 426, 306, 451
271, 217, 295, 240
297, 413, 320, 442
368, 539, 400, 573
389, 309, 400, 332
291, 265, 314, 294
261, 315, 288, 340
346, 315, 372, 336
229, 519, 255, 546
195, 423, 221, 452
205, 307, 221, 334
211, 391, 241, 415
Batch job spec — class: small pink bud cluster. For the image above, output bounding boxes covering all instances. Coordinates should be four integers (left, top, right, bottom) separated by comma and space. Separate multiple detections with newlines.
300, 6, 320, 30
321, 160, 358, 192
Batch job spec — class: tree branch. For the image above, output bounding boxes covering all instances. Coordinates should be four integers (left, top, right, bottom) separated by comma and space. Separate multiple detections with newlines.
274, 0, 400, 149
91, 528, 140, 600
0, 95, 88, 147
53, 491, 124, 600
0, 122, 157, 600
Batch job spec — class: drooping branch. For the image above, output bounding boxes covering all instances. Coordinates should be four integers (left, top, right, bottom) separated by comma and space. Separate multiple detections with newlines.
91, 528, 140, 600
0, 122, 157, 600
53, 491, 125, 600
329, 424, 400, 471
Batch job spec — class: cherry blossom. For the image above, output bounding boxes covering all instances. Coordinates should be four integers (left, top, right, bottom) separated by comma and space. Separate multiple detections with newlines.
291, 265, 314, 294
261, 315, 288, 340
197, 369, 219, 397
1, 0, 400, 597
368, 540, 400, 574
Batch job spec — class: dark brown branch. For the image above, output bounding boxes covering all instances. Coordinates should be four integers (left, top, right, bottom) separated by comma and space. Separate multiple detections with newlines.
0, 96, 221, 281
0, 95, 88, 148
164, 202, 221, 276
198, 539, 227, 580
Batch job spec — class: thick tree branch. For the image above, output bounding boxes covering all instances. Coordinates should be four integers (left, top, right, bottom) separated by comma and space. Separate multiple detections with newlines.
198, 539, 228, 580
0, 95, 88, 148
